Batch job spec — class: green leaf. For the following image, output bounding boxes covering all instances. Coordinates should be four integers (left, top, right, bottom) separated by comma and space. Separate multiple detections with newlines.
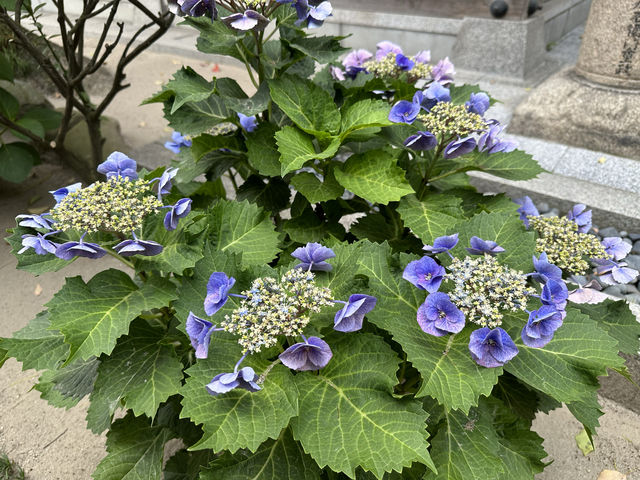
0, 310, 68, 371
142, 66, 214, 109
0, 142, 38, 183
86, 319, 184, 434
503, 308, 626, 405
397, 194, 465, 245
575, 428, 595, 456
269, 75, 341, 138
334, 150, 414, 205
0, 53, 13, 81
246, 123, 282, 177
283, 209, 344, 244
35, 357, 99, 409
276, 126, 341, 175
426, 397, 546, 480
48, 269, 177, 364
163, 450, 214, 480
340, 99, 392, 139
356, 242, 500, 412
180, 336, 298, 453
21, 107, 62, 131
237, 175, 291, 213
185, 17, 244, 61
0, 87, 19, 120
286, 35, 348, 64
573, 299, 640, 355
163, 95, 231, 136
225, 82, 270, 116
290, 169, 344, 204
461, 149, 544, 181
12, 117, 45, 140
453, 211, 536, 273
93, 412, 175, 480
208, 199, 280, 265
291, 333, 435, 478
5, 225, 71, 274
448, 84, 489, 105
201, 428, 322, 479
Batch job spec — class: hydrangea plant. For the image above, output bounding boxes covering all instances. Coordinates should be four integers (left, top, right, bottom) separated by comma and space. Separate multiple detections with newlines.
2, 2, 640, 479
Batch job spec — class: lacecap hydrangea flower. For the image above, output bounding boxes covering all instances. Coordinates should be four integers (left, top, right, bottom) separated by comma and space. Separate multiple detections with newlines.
15, 151, 192, 262
185, 242, 377, 395
333, 41, 436, 83
515, 196, 639, 290
405, 234, 570, 367
388, 83, 516, 160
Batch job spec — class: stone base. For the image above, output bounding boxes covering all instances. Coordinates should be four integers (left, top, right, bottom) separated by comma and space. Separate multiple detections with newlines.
510, 67, 640, 160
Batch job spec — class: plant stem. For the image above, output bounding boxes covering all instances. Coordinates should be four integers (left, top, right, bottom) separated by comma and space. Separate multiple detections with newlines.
105, 248, 136, 269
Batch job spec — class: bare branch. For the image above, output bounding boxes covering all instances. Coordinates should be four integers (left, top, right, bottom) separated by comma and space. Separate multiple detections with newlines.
0, 113, 49, 149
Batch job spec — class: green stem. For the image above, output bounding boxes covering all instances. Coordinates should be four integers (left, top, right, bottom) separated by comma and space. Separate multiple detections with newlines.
235, 44, 259, 88
105, 248, 135, 269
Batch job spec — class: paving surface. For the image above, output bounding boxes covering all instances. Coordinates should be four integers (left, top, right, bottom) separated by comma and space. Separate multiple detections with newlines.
0, 18, 639, 480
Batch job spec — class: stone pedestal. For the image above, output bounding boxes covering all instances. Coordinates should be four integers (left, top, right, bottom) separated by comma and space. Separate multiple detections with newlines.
510, 0, 640, 160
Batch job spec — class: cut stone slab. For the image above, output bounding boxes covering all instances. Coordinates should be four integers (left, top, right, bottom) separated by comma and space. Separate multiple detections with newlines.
510, 67, 640, 159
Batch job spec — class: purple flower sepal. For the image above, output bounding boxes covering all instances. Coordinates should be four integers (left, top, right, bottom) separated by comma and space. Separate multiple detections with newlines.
567, 279, 608, 304
291, 242, 336, 271
465, 92, 490, 116
151, 167, 178, 199
395, 53, 415, 71
540, 279, 569, 311
431, 57, 455, 84
469, 327, 518, 368
18, 232, 59, 255
222, 10, 269, 31
55, 236, 107, 260
49, 182, 82, 203
423, 233, 459, 255
113, 236, 163, 257
417, 292, 465, 336
404, 131, 437, 151
443, 136, 476, 159
402, 256, 445, 292
414, 82, 450, 111
177, 0, 218, 20
601, 237, 631, 261
16, 214, 54, 231
238, 113, 258, 132
566, 204, 592, 233
593, 259, 639, 285
164, 198, 192, 231
521, 305, 563, 348
330, 66, 346, 81
342, 49, 372, 77
306, 1, 332, 28
206, 366, 261, 396
514, 196, 539, 228
414, 50, 431, 64
186, 312, 217, 359
477, 123, 516, 154
388, 101, 420, 124
531, 252, 562, 283
375, 41, 402, 61
334, 294, 377, 332
164, 132, 192, 154
279, 336, 333, 371
466, 236, 505, 256
204, 272, 236, 316
97, 152, 138, 180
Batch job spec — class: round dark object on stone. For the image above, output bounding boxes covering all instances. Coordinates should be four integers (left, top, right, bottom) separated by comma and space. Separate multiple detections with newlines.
490, 0, 508, 18
527, 0, 541, 16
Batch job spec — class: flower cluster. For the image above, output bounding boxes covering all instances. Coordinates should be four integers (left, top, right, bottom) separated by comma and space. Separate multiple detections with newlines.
404, 233, 569, 368
169, 0, 332, 31
186, 242, 377, 395
516, 197, 639, 285
333, 41, 450, 84
16, 152, 192, 261
388, 82, 516, 159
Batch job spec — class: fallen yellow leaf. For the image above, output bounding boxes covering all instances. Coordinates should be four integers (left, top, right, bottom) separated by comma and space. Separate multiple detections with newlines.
597, 470, 626, 480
